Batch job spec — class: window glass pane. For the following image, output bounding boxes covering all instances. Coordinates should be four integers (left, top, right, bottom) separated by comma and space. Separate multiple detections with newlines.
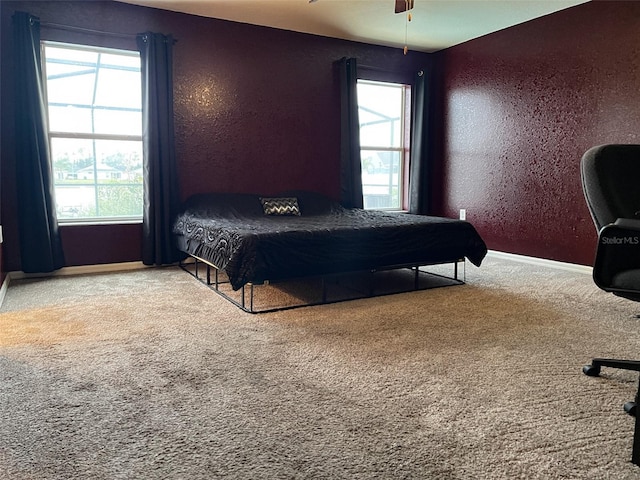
93, 109, 142, 136
96, 184, 143, 217
94, 68, 141, 110
51, 137, 95, 182
361, 150, 401, 209
93, 139, 143, 180
51, 138, 142, 183
357, 82, 403, 148
44, 42, 143, 221
53, 184, 144, 219
45, 44, 142, 136
46, 45, 98, 63
49, 106, 141, 136
51, 137, 143, 220
45, 67, 96, 107
99, 52, 140, 69
54, 185, 96, 218
48, 105, 94, 134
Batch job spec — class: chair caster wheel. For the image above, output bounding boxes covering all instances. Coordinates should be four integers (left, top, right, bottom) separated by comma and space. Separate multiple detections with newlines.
583, 364, 601, 376
624, 402, 637, 417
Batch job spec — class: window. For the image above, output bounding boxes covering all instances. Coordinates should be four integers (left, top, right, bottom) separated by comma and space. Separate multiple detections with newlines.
357, 80, 411, 211
42, 42, 143, 223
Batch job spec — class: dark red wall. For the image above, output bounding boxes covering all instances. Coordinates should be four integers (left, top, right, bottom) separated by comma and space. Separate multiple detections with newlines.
0, 1, 430, 271
437, 1, 640, 266
4, 0, 635, 273
60, 224, 142, 266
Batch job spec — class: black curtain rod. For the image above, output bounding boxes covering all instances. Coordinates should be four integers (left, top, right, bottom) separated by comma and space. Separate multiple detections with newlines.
358, 63, 423, 78
358, 64, 395, 72
39, 21, 136, 39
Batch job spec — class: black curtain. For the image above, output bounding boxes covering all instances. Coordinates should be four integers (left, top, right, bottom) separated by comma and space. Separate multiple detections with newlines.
12, 11, 65, 273
137, 32, 182, 266
339, 57, 364, 209
408, 68, 433, 215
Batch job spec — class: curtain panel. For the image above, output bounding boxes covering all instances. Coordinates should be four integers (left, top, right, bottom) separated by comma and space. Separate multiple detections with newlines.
137, 32, 182, 266
408, 68, 433, 215
339, 57, 364, 209
12, 11, 65, 273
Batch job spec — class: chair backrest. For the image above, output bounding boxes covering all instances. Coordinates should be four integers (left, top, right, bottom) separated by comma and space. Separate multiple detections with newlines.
581, 144, 640, 231
581, 144, 640, 300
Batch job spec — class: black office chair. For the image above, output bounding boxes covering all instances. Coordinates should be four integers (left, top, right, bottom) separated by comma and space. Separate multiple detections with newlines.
581, 144, 640, 465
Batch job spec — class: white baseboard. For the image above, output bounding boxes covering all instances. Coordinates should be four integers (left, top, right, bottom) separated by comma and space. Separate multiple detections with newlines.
0, 253, 591, 310
1, 262, 149, 309
0, 274, 9, 309
8, 261, 149, 281
487, 250, 593, 275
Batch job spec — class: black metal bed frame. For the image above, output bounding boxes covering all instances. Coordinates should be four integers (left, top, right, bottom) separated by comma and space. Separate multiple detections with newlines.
179, 254, 466, 314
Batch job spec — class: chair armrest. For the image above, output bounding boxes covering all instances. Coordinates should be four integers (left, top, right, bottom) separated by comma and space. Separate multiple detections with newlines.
594, 219, 640, 294
598, 219, 640, 246
612, 218, 640, 231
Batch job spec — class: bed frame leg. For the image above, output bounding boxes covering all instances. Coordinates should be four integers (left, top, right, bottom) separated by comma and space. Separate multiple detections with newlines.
179, 254, 466, 314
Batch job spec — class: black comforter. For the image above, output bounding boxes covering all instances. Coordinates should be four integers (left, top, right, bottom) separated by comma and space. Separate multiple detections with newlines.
173, 192, 487, 290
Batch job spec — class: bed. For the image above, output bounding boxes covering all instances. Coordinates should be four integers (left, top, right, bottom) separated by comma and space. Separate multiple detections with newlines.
173, 191, 488, 312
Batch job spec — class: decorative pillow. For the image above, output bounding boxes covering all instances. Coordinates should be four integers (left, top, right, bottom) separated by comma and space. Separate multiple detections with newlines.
259, 197, 301, 216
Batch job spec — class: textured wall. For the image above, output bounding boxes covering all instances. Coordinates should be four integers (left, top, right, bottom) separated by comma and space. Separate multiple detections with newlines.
438, 1, 640, 266
60, 224, 142, 266
6, 0, 630, 271
0, 1, 429, 271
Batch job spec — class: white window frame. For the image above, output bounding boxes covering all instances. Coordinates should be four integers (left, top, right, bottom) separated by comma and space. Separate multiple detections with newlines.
42, 41, 143, 225
357, 79, 411, 211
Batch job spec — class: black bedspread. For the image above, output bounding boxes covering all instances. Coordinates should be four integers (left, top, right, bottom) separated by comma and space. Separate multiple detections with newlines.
173, 192, 488, 290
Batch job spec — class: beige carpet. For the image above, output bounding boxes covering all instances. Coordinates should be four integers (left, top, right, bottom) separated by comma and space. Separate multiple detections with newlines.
1, 256, 640, 479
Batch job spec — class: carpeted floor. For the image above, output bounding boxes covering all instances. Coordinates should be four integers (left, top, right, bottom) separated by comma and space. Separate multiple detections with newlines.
1, 255, 640, 479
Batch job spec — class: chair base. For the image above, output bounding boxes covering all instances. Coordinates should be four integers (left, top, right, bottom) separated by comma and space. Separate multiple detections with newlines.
583, 358, 640, 377
583, 357, 640, 466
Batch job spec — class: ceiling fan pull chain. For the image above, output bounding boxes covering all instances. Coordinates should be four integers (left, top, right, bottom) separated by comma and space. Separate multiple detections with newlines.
403, 0, 411, 55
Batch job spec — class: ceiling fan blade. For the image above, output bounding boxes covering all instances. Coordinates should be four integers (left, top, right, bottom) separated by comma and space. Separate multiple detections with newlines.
394, 0, 414, 14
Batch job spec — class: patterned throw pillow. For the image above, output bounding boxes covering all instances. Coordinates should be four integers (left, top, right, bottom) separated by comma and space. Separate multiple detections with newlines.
259, 197, 301, 216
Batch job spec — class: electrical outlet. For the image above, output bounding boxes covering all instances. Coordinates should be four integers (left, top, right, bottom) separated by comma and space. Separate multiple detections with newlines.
459, 209, 466, 220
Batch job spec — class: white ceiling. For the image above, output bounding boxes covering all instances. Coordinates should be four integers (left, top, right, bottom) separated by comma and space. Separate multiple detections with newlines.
117, 0, 589, 53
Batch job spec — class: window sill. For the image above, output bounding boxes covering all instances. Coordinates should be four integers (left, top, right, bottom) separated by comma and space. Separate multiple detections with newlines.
58, 219, 142, 227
